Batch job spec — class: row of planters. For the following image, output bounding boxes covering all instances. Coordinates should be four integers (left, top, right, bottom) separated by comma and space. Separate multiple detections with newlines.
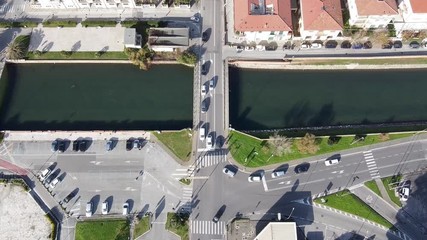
0, 20, 140, 28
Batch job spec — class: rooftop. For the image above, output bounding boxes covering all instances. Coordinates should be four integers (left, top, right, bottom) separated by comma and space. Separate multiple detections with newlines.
254, 222, 297, 240
300, 0, 343, 31
409, 0, 427, 13
234, 0, 293, 32
354, 0, 399, 16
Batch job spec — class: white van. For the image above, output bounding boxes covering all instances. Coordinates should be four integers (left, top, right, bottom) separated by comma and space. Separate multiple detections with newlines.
199, 127, 206, 141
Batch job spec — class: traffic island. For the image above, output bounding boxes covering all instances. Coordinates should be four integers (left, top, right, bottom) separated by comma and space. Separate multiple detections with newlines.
381, 175, 403, 207
152, 129, 192, 162
133, 216, 151, 239
75, 219, 130, 240
165, 212, 189, 240
364, 180, 383, 197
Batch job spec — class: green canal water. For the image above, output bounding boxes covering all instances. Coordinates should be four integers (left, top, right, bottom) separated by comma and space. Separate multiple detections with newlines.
229, 67, 427, 134
0, 63, 193, 130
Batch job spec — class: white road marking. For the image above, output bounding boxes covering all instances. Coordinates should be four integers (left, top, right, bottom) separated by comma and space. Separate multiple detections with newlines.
262, 176, 268, 191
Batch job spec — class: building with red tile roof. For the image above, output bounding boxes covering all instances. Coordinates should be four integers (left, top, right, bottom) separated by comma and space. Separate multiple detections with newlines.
234, 0, 293, 42
299, 0, 344, 39
347, 0, 402, 29
396, 0, 427, 33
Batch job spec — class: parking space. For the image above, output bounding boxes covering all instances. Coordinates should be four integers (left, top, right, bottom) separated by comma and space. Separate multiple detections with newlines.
0, 134, 187, 218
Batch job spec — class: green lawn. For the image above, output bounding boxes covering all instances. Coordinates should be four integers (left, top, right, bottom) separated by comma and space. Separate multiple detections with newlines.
75, 220, 129, 240
133, 216, 150, 239
153, 129, 192, 161
364, 180, 382, 197
314, 190, 394, 229
42, 20, 78, 27
228, 131, 413, 167
179, 178, 191, 185
0, 21, 39, 28
27, 51, 128, 60
82, 20, 117, 27
381, 176, 402, 207
166, 212, 189, 240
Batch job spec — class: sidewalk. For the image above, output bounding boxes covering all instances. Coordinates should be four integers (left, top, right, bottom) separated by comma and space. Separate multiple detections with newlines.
137, 212, 179, 240
375, 178, 399, 208
351, 185, 421, 240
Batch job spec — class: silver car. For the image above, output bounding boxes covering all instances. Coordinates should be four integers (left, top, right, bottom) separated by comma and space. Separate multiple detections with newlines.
271, 170, 285, 178
222, 167, 236, 177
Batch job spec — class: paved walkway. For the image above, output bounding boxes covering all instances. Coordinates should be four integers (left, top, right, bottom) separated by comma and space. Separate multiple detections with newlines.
138, 212, 179, 240
351, 185, 420, 240
375, 178, 399, 208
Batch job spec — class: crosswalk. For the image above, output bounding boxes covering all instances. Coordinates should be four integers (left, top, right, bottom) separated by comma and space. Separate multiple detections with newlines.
197, 150, 226, 168
180, 186, 193, 212
171, 165, 195, 180
0, 142, 13, 157
0, 3, 25, 13
363, 151, 380, 179
191, 220, 225, 235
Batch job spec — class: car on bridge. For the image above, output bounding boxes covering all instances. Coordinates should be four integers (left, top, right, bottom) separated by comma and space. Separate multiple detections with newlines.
206, 133, 213, 149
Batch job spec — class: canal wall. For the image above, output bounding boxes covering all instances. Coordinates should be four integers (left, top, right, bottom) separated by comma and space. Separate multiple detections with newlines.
6, 59, 181, 64
3, 130, 151, 141
224, 58, 230, 136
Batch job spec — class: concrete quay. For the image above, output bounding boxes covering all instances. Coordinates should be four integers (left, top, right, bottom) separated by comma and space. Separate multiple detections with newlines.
3, 130, 151, 141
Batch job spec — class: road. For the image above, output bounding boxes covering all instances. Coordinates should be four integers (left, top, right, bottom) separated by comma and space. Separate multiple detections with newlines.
191, 132, 427, 239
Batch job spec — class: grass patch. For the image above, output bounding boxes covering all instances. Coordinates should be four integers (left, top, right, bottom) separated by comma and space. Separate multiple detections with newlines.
45, 214, 57, 240
0, 21, 39, 28
27, 51, 128, 60
292, 58, 427, 65
153, 129, 192, 161
229, 130, 413, 167
381, 175, 402, 207
75, 219, 129, 240
121, 21, 139, 28
166, 212, 189, 240
82, 20, 117, 27
179, 178, 191, 185
315, 190, 394, 229
364, 180, 382, 197
42, 20, 78, 27
133, 216, 150, 239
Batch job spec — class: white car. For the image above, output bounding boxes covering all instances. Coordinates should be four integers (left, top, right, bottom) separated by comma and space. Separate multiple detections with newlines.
400, 187, 410, 201
123, 202, 129, 215
201, 84, 207, 96
271, 170, 285, 178
301, 43, 311, 49
248, 171, 264, 182
206, 134, 213, 149
209, 79, 214, 91
190, 16, 199, 23
199, 126, 206, 141
49, 177, 61, 189
325, 158, 340, 166
325, 158, 339, 166
102, 201, 109, 215
311, 43, 323, 49
39, 169, 51, 181
86, 202, 93, 217
222, 167, 236, 177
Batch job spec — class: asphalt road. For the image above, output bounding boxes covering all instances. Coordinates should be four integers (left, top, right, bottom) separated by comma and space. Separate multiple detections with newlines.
191, 134, 427, 239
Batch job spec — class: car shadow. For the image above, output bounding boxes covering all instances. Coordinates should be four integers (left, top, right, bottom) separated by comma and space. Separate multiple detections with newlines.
106, 195, 113, 212
90, 194, 101, 213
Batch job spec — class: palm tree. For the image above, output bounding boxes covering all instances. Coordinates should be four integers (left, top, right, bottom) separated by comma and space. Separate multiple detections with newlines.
5, 40, 25, 60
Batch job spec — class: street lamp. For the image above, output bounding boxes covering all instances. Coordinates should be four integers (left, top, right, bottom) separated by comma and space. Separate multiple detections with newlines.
285, 207, 295, 220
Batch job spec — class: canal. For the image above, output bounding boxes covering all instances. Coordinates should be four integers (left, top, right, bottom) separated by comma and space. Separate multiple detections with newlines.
0, 63, 193, 130
229, 67, 427, 135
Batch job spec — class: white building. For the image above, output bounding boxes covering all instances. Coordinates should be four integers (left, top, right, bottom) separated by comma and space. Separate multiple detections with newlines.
347, 0, 402, 29
396, 0, 427, 31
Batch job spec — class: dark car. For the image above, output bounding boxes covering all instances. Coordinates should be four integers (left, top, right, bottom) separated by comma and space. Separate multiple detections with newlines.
352, 42, 363, 49
63, 190, 77, 204
325, 40, 338, 49
382, 41, 393, 49
51, 140, 58, 152
202, 31, 209, 42
201, 99, 208, 113
282, 42, 294, 50
341, 41, 352, 49
72, 140, 79, 152
409, 41, 420, 49
393, 40, 403, 48
201, 60, 209, 75
126, 139, 133, 151
212, 205, 226, 223
45, 169, 60, 185
79, 140, 87, 152
363, 41, 372, 49
295, 163, 310, 174
58, 141, 66, 153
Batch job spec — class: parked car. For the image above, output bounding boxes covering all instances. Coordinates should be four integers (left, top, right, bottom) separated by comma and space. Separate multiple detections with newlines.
300, 43, 311, 49
352, 42, 363, 49
311, 43, 323, 49
202, 30, 209, 42
86, 202, 93, 217
49, 177, 62, 189
222, 166, 236, 177
409, 41, 420, 49
341, 41, 352, 49
51, 140, 58, 152
325, 41, 338, 49
363, 41, 372, 49
201, 60, 209, 75
133, 139, 141, 150
393, 40, 403, 48
102, 201, 109, 215
44, 169, 59, 185
72, 140, 79, 152
282, 42, 295, 50
201, 83, 207, 96
199, 126, 206, 141
79, 140, 87, 152
236, 45, 244, 53
248, 171, 264, 182
399, 187, 409, 201
190, 16, 199, 23
106, 140, 113, 151
123, 202, 129, 215
39, 168, 51, 181
126, 139, 133, 151
271, 170, 286, 178
209, 79, 214, 91
295, 163, 310, 174
325, 158, 340, 166
206, 133, 213, 149
382, 42, 393, 49
201, 99, 208, 113
63, 191, 77, 204
58, 140, 66, 153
